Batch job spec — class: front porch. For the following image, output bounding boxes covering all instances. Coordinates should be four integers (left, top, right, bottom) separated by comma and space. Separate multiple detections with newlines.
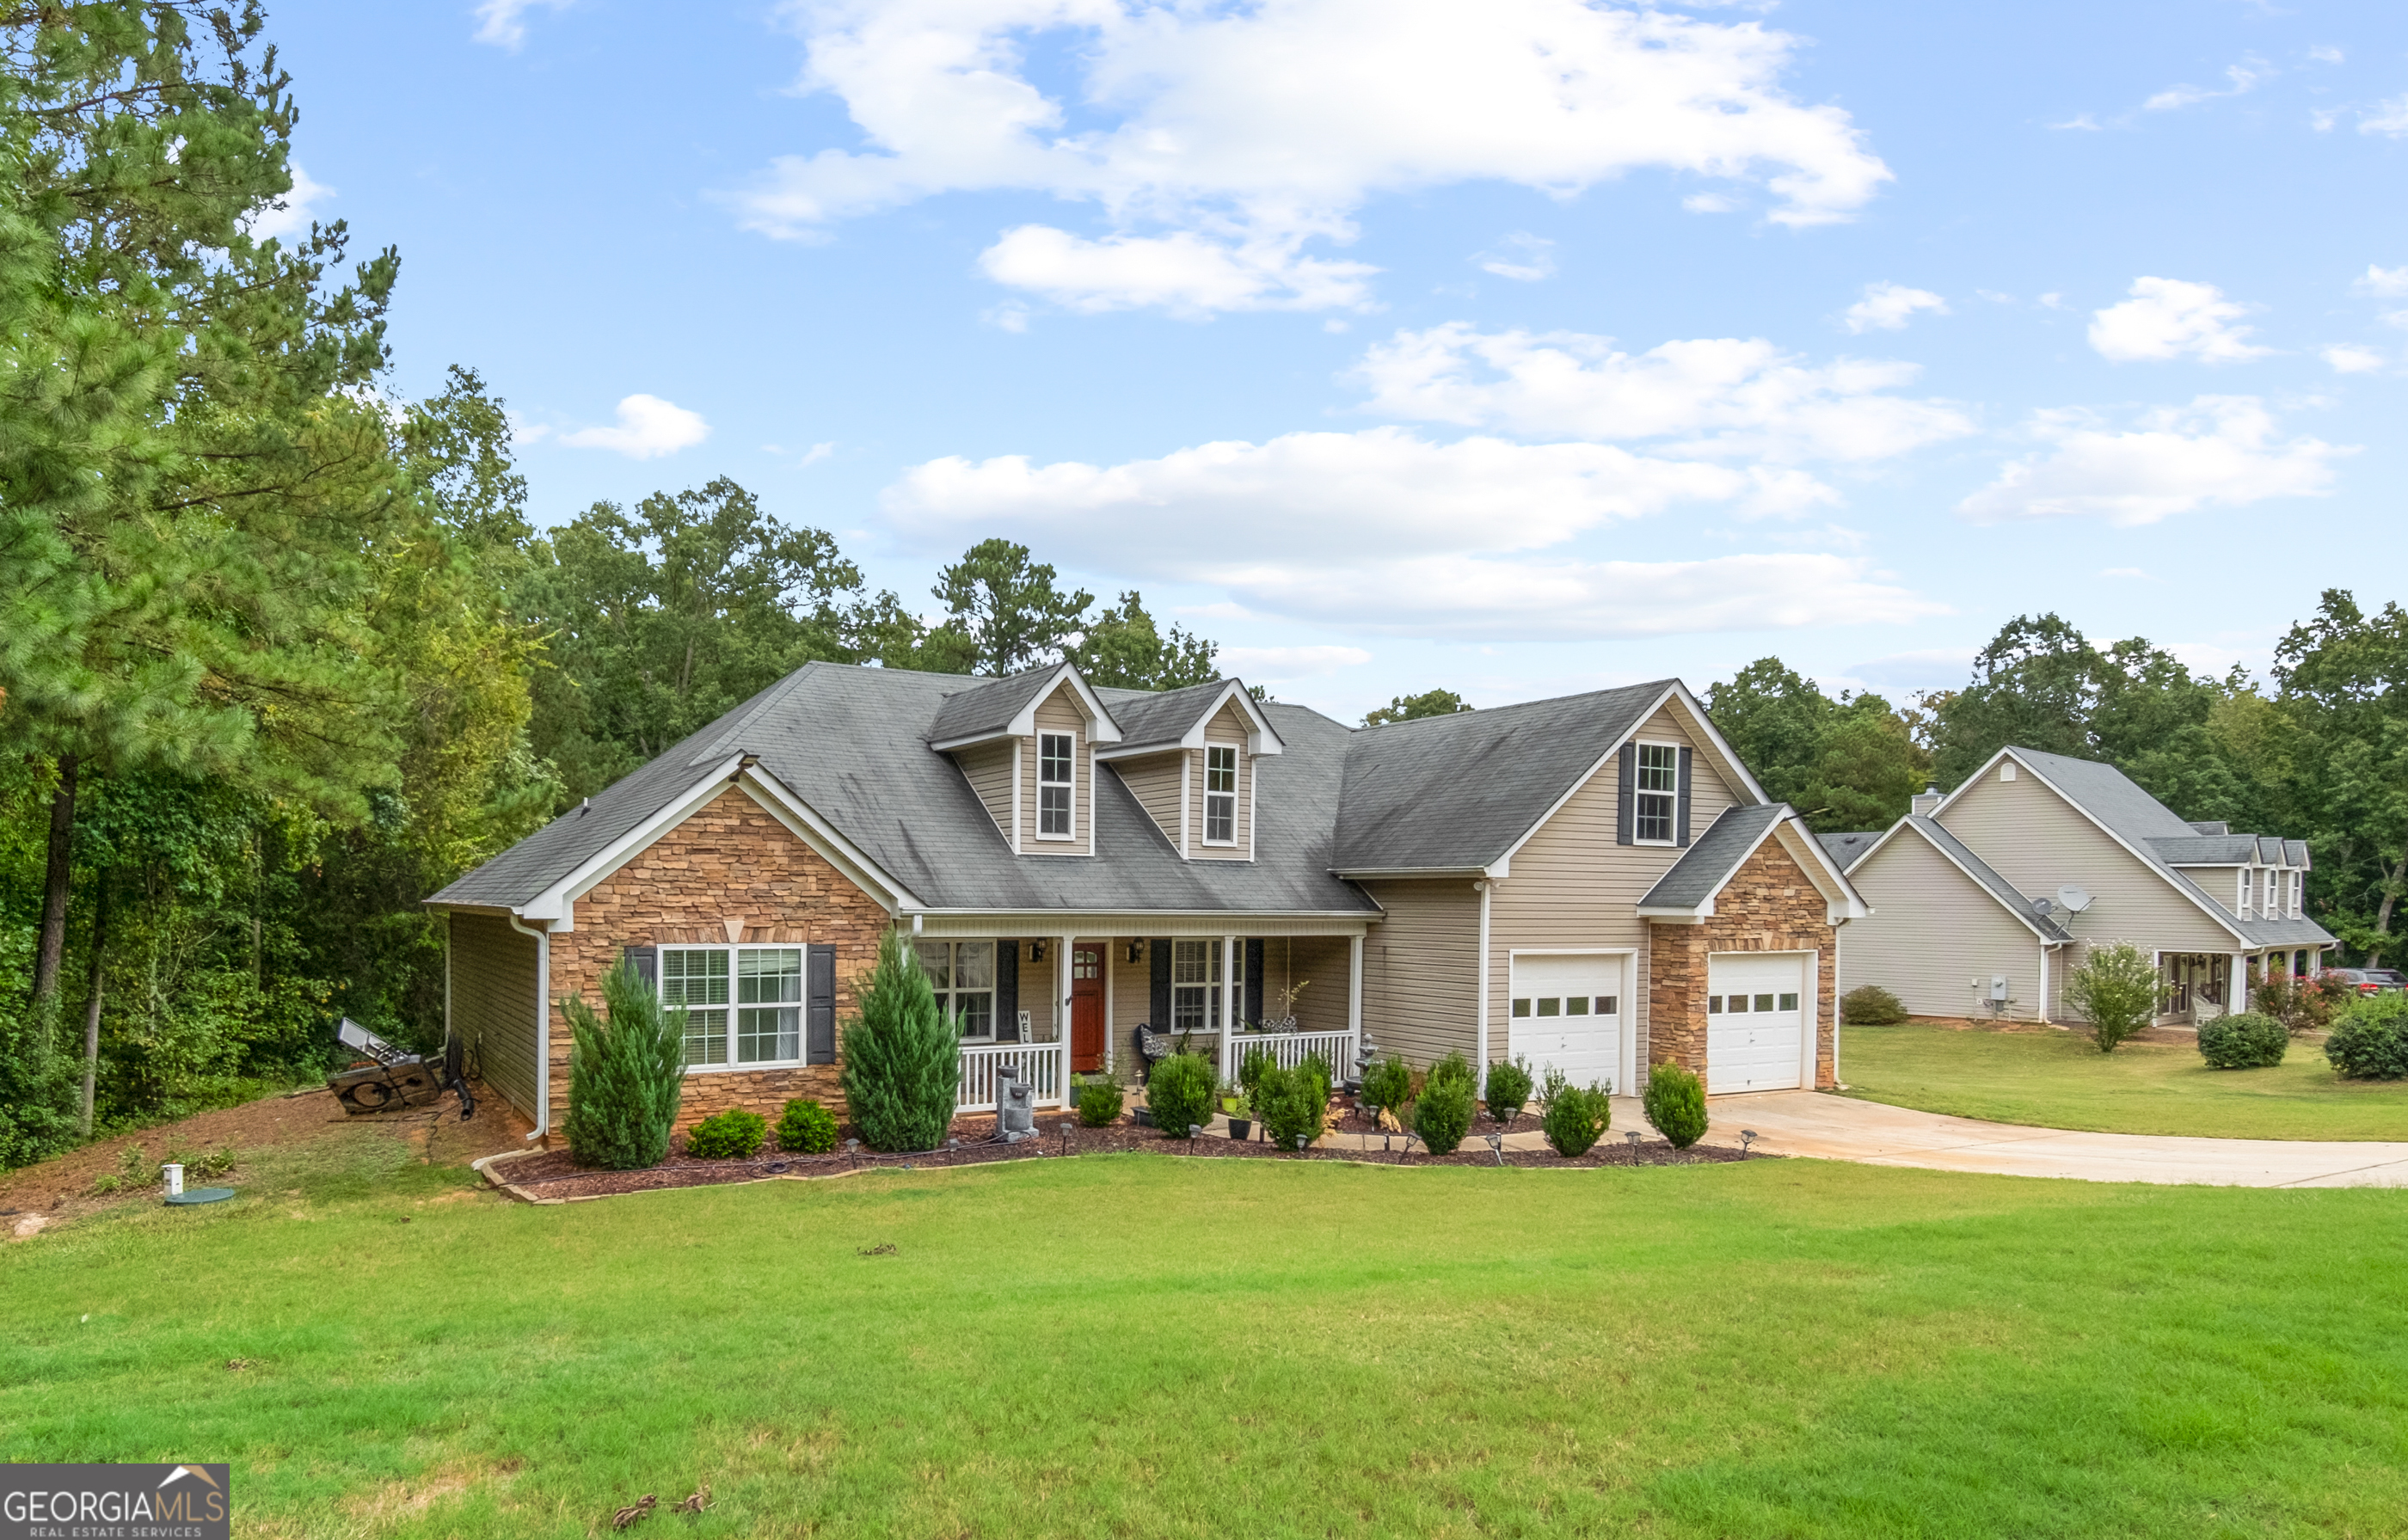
933, 930, 1367, 1114
2157, 947, 2326, 1024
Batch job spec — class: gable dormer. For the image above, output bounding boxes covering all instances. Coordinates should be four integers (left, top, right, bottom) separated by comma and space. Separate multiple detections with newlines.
1095, 679, 1282, 862
929, 663, 1122, 857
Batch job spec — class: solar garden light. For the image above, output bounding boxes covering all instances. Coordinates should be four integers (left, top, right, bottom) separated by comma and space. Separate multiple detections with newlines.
1058, 1120, 1072, 1155
1625, 1130, 1643, 1157
1485, 1131, 1505, 1166
1188, 1123, 1201, 1154
1293, 1133, 1309, 1155
1740, 1129, 1759, 1158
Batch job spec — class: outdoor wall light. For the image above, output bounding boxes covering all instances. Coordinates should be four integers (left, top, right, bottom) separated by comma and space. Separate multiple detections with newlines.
1029, 942, 1047, 963
1127, 940, 1146, 964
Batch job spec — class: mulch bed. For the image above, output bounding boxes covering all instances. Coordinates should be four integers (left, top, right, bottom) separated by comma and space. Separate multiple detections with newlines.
492, 1112, 1752, 1201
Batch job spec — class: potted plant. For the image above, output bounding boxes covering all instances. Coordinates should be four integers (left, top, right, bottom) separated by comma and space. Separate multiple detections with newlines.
1225, 1090, 1254, 1142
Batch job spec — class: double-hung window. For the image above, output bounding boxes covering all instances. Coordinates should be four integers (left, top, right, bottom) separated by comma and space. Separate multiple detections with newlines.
1038, 733, 1075, 838
2238, 870, 2253, 919
1171, 939, 1223, 1032
662, 947, 803, 1068
1204, 745, 1238, 844
2289, 870, 2302, 918
915, 939, 997, 1039
1635, 743, 1678, 843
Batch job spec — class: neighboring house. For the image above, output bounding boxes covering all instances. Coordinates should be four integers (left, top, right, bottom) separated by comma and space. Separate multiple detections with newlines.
1831, 745, 2334, 1026
426, 662, 1866, 1143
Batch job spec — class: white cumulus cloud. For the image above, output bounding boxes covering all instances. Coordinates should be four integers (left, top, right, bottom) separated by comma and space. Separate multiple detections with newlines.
474, 0, 573, 49
1475, 233, 1557, 283
1957, 397, 2350, 525
2322, 344, 2386, 375
2143, 61, 2267, 114
2354, 264, 2408, 298
558, 396, 711, 459
2088, 277, 2271, 363
734, 0, 1892, 314
2363, 95, 2408, 137
1350, 323, 1975, 463
244, 162, 334, 241
1843, 281, 1949, 334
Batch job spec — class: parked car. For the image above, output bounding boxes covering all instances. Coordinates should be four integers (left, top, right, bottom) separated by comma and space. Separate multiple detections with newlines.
2325, 967, 2408, 995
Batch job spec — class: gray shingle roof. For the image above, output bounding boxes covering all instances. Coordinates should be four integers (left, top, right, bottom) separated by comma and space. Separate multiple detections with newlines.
429, 663, 1376, 917
2003, 746, 2332, 949
2188, 820, 2230, 836
1818, 831, 1882, 871
1903, 816, 2072, 942
1096, 679, 1237, 752
925, 666, 1075, 745
1637, 804, 1787, 911
2149, 834, 2260, 865
2285, 838, 2309, 867
1330, 681, 1673, 872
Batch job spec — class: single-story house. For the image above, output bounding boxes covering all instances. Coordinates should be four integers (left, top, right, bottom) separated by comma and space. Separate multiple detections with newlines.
1830, 745, 2334, 1025
427, 661, 1867, 1144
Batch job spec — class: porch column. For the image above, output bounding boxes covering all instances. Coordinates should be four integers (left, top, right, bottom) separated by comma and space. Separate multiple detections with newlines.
1348, 933, 1365, 1075
2233, 952, 2249, 1015
1222, 934, 1239, 1086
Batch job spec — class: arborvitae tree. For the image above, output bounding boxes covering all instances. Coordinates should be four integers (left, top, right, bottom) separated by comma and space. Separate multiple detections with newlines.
839, 929, 959, 1152
562, 960, 685, 1169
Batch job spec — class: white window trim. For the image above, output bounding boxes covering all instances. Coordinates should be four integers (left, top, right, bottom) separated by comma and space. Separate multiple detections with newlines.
2237, 868, 2251, 919
1201, 742, 1241, 847
1169, 937, 1226, 1032
661, 943, 810, 1074
1035, 730, 1078, 842
1632, 739, 1680, 846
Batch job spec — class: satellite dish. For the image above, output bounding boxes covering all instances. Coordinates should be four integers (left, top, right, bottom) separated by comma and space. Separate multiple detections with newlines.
2033, 898, 2054, 917
2056, 885, 2093, 914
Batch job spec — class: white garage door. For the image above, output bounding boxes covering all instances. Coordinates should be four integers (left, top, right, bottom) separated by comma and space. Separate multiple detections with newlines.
1706, 953, 1807, 1094
1509, 954, 1624, 1094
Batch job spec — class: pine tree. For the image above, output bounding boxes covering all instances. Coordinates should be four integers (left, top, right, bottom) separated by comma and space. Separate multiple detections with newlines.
839, 929, 959, 1152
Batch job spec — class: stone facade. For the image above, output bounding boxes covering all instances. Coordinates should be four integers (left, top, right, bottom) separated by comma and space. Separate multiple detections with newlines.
544, 783, 892, 1134
1645, 838, 1840, 1090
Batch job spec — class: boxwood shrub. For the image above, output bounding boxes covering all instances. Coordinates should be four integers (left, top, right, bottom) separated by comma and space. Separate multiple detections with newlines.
1840, 985, 1908, 1025
1076, 1079, 1125, 1127
1413, 1072, 1475, 1155
1541, 1082, 1610, 1158
1147, 1052, 1217, 1136
1256, 1058, 1332, 1150
1360, 1056, 1413, 1120
1484, 1056, 1534, 1125
776, 1099, 840, 1153
2196, 1012, 2288, 1071
1426, 1051, 1476, 1095
1643, 1063, 1708, 1150
687, 1107, 768, 1160
2325, 992, 2408, 1080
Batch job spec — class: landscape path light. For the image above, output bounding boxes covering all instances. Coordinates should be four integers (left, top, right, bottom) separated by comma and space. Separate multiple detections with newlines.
1740, 1129, 1759, 1158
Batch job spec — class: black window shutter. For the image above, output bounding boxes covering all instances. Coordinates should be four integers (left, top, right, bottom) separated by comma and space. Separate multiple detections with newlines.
1244, 939, 1264, 1026
996, 940, 1020, 1042
805, 945, 837, 1065
1615, 744, 1636, 846
1150, 939, 1172, 1028
620, 944, 657, 989
1676, 746, 1694, 847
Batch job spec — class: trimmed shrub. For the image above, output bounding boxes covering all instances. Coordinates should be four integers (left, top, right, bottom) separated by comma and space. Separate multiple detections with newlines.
1360, 1056, 1413, 1120
840, 929, 961, 1152
1484, 1056, 1534, 1125
2325, 992, 2408, 1080
563, 958, 685, 1170
2196, 1012, 2288, 1071
1643, 1063, 1708, 1150
1840, 985, 1908, 1026
1542, 1083, 1611, 1158
1256, 1059, 1328, 1150
777, 1099, 840, 1153
1076, 1079, 1125, 1127
1148, 1052, 1216, 1136
2067, 940, 2159, 1052
687, 1107, 767, 1160
2257, 973, 2353, 1036
1237, 1044, 1276, 1107
1413, 1071, 1475, 1155
1427, 1051, 1476, 1095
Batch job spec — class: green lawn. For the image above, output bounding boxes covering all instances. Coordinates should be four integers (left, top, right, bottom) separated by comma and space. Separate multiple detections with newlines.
1841, 1021, 2408, 1140
6, 1135, 2408, 1538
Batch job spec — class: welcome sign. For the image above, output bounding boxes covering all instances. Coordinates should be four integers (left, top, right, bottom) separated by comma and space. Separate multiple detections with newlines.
1, 1464, 230, 1540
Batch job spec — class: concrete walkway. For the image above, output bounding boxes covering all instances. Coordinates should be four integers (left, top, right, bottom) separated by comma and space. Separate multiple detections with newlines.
1255, 1093, 2408, 1187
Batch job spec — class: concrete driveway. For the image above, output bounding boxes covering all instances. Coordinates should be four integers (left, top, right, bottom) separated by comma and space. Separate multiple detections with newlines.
1648, 1090, 2408, 1188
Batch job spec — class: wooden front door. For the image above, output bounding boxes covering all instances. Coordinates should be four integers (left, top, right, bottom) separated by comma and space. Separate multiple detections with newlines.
1071, 944, 1105, 1071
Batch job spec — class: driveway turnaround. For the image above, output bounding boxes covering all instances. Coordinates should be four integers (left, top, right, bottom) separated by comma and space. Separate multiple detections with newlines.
1641, 1090, 2408, 1187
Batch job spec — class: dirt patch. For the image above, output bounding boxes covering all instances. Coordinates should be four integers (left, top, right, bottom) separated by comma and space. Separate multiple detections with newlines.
0, 1081, 531, 1226
491, 1109, 1748, 1200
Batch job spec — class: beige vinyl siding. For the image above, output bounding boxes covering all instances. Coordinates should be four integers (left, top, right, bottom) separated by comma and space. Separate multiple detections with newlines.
448, 912, 540, 1119
954, 739, 1017, 848
1110, 752, 1187, 854
1361, 879, 1480, 1066
1109, 937, 1151, 1083
1937, 766, 2242, 996
1484, 707, 1742, 1065
1259, 934, 1350, 1034
1004, 938, 1060, 1040
1840, 829, 2053, 1021
1020, 684, 1092, 856
2173, 866, 2245, 920
1191, 701, 1252, 861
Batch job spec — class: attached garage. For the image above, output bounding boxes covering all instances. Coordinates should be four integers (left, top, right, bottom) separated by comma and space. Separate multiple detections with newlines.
1705, 952, 1809, 1093
1508, 952, 1629, 1095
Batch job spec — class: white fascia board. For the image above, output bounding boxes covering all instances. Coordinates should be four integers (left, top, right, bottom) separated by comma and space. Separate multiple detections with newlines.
1007, 664, 1124, 744
519, 756, 746, 927
1331, 866, 1491, 881
1957, 747, 2251, 945
1773, 816, 1870, 920
1660, 680, 1772, 806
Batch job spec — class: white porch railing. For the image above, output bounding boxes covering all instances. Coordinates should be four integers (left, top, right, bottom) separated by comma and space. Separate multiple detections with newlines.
1221, 1029, 1358, 1085
956, 1041, 1069, 1114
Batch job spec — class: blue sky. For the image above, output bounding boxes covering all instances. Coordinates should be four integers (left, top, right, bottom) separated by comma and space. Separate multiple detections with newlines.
268, 0, 2408, 722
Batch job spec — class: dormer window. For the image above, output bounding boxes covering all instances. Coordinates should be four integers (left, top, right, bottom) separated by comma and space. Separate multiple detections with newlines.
1205, 745, 1238, 844
1039, 732, 1074, 838
1635, 744, 1678, 843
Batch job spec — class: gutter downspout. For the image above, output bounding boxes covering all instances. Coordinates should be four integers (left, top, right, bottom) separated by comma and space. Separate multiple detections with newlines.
508, 912, 551, 1144
1474, 880, 1493, 1095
